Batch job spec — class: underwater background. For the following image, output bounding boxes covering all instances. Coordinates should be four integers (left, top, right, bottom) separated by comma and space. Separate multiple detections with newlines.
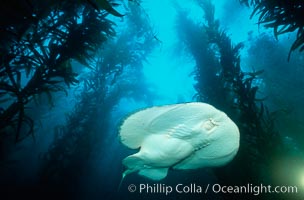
0, 0, 304, 199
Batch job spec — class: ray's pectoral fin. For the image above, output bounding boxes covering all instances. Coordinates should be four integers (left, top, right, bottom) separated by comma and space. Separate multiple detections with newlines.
119, 154, 145, 190
122, 154, 145, 174
168, 124, 193, 139
138, 168, 169, 181
122, 153, 169, 181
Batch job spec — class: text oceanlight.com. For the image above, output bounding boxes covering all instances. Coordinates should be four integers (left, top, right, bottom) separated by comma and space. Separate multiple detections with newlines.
127, 183, 298, 196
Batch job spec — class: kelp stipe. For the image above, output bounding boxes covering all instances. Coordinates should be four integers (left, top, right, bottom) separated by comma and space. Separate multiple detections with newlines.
0, 1, 116, 143
39, 2, 159, 195
176, 0, 287, 198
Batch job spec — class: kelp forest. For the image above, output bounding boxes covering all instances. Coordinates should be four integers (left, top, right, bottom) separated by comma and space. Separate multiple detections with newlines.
1, 0, 304, 200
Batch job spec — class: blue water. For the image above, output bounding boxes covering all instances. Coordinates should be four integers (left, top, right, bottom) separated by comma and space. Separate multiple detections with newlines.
1, 0, 304, 200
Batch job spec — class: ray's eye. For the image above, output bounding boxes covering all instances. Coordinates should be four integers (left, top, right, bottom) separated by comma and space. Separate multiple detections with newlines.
203, 118, 218, 132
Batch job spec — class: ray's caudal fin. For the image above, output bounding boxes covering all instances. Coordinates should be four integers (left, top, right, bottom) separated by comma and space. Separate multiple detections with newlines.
117, 167, 134, 194
118, 169, 130, 191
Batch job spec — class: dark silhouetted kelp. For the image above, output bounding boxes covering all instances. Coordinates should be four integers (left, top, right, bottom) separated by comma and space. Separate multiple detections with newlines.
239, 0, 304, 60
176, 0, 301, 199
0, 1, 117, 143
39, 3, 158, 199
1, 1, 303, 200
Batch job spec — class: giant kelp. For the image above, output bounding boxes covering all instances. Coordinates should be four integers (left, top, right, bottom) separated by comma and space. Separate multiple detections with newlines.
176, 0, 287, 198
175, 9, 224, 106
0, 0, 118, 144
39, 3, 158, 198
246, 33, 304, 169
239, 0, 304, 60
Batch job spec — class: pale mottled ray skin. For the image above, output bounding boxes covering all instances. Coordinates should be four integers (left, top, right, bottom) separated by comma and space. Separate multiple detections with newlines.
119, 102, 240, 180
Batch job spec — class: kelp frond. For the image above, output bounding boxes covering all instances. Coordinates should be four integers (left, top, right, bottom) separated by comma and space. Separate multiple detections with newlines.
177, 0, 284, 187
0, 0, 119, 142
240, 0, 304, 60
40, 2, 157, 185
